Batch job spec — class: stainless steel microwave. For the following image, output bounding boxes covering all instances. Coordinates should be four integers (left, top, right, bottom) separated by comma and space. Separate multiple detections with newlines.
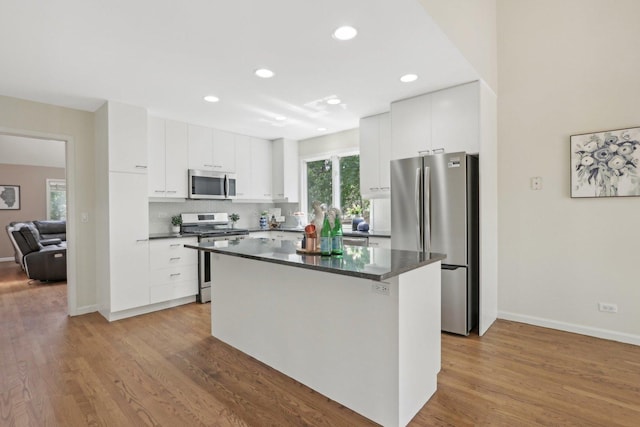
188, 169, 236, 200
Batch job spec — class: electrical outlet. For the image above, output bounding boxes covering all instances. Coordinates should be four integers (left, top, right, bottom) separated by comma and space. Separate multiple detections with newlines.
372, 282, 390, 296
158, 212, 168, 219
598, 302, 618, 313
80, 212, 89, 223
530, 177, 543, 190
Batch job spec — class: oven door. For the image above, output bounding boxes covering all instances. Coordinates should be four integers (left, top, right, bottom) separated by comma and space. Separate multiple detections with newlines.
189, 169, 226, 200
198, 234, 246, 303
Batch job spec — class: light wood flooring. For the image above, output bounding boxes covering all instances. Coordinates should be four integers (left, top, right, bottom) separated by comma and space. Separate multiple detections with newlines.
1, 261, 639, 426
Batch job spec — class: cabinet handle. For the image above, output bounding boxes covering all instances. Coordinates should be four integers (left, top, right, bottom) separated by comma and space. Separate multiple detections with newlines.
154, 190, 165, 193
136, 238, 149, 242
277, 193, 284, 196
170, 273, 181, 277
418, 150, 431, 155
369, 187, 379, 191
213, 165, 222, 168
169, 243, 181, 247
369, 242, 379, 247
166, 190, 177, 194
135, 165, 148, 169
380, 187, 390, 190
237, 192, 244, 196
170, 257, 181, 261
264, 193, 271, 197
204, 164, 214, 167
433, 148, 445, 154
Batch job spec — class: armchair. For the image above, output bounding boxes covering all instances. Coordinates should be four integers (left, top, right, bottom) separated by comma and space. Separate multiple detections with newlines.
6, 221, 67, 282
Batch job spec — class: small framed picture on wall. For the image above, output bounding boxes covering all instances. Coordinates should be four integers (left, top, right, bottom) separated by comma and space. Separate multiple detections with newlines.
0, 185, 21, 210
570, 126, 640, 198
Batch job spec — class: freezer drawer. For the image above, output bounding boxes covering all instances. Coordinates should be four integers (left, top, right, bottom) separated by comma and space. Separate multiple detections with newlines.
441, 266, 469, 335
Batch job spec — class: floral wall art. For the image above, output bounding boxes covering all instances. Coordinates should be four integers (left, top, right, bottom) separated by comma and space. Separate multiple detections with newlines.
571, 126, 640, 198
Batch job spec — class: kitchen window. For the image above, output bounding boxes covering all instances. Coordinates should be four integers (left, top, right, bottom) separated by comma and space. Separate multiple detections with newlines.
301, 152, 368, 221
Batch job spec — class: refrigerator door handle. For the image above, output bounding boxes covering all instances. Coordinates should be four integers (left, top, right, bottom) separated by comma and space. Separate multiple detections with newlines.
415, 167, 423, 252
424, 165, 431, 254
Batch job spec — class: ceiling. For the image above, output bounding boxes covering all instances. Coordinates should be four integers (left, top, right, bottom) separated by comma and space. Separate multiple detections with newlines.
0, 0, 478, 141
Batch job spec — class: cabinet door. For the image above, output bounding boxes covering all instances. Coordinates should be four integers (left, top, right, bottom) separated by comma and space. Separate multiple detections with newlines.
212, 129, 236, 172
108, 102, 148, 174
390, 93, 431, 160
431, 82, 480, 154
187, 124, 213, 170
234, 135, 252, 198
272, 139, 299, 202
378, 112, 392, 192
368, 236, 391, 249
165, 120, 188, 198
109, 172, 149, 312
359, 115, 380, 198
251, 138, 272, 199
148, 117, 166, 197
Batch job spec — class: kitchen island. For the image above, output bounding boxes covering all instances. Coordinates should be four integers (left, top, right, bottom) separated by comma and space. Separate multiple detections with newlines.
185, 238, 445, 427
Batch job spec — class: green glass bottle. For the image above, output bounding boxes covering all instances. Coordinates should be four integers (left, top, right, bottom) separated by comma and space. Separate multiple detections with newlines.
332, 218, 343, 255
320, 216, 332, 256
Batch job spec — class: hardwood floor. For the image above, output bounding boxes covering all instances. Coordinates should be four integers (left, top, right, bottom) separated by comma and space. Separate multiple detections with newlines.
1, 261, 639, 426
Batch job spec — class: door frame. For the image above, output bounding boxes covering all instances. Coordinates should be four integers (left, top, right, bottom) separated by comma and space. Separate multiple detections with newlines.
0, 127, 77, 316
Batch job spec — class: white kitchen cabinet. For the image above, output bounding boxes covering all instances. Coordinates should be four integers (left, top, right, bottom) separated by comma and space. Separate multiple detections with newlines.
234, 135, 252, 199
250, 138, 273, 200
391, 81, 480, 160
107, 102, 148, 174
272, 138, 299, 202
391, 93, 431, 160
212, 129, 236, 172
368, 236, 391, 249
187, 124, 213, 170
188, 125, 236, 172
109, 172, 150, 312
149, 237, 198, 304
431, 82, 479, 154
148, 118, 188, 198
359, 112, 391, 199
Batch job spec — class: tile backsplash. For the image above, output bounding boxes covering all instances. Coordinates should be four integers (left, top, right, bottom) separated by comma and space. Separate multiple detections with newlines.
149, 200, 299, 234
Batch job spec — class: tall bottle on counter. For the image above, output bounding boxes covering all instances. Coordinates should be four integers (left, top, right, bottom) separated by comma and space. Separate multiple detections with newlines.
320, 216, 333, 256
331, 209, 343, 255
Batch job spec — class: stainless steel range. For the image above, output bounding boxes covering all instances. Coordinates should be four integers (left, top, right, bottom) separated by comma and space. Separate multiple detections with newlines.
180, 213, 249, 303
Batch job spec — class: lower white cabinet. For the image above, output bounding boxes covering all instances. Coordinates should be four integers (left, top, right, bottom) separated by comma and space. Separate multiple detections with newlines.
149, 237, 198, 304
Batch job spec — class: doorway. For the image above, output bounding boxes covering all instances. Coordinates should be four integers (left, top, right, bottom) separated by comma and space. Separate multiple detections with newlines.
0, 130, 76, 315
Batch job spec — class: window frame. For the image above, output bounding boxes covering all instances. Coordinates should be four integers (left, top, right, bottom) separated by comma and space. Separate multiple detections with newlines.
300, 149, 359, 217
46, 178, 67, 220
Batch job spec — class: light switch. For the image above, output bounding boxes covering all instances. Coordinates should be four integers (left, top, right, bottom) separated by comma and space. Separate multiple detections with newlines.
81, 212, 89, 223
530, 177, 543, 190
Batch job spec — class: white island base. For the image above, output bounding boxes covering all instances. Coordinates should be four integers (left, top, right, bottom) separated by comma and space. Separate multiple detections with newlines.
211, 254, 441, 427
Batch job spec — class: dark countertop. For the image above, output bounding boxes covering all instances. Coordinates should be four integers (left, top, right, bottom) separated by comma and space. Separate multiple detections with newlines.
247, 227, 391, 238
149, 232, 197, 240
184, 238, 444, 281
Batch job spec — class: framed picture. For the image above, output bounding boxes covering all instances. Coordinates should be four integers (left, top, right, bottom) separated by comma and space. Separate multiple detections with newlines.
570, 126, 640, 198
0, 185, 21, 210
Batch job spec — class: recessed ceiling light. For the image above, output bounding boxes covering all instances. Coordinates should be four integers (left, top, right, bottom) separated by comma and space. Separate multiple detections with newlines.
400, 74, 418, 83
327, 98, 341, 105
317, 127, 327, 131
275, 116, 286, 121
255, 68, 275, 78
333, 26, 358, 41
203, 95, 219, 103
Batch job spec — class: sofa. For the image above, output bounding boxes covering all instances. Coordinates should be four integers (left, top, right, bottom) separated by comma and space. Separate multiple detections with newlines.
5, 220, 67, 282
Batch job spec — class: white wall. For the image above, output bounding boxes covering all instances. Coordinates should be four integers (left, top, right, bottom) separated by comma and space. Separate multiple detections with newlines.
419, 0, 498, 93
298, 128, 358, 158
497, 0, 640, 344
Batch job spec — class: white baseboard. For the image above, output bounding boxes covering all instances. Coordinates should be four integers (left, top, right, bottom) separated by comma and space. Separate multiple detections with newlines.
498, 311, 640, 346
0, 257, 15, 263
72, 304, 98, 316
99, 296, 196, 322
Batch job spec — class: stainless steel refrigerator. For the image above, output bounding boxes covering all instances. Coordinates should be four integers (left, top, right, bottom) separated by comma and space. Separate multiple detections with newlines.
390, 152, 479, 335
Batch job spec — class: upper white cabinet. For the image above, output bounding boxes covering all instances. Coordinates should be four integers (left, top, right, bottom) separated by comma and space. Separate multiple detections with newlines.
431, 82, 479, 154
359, 112, 391, 199
234, 135, 252, 199
187, 124, 213, 170
391, 93, 431, 160
251, 138, 273, 200
272, 138, 299, 202
188, 125, 236, 172
391, 81, 480, 159
148, 118, 188, 198
212, 129, 236, 172
107, 102, 148, 174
